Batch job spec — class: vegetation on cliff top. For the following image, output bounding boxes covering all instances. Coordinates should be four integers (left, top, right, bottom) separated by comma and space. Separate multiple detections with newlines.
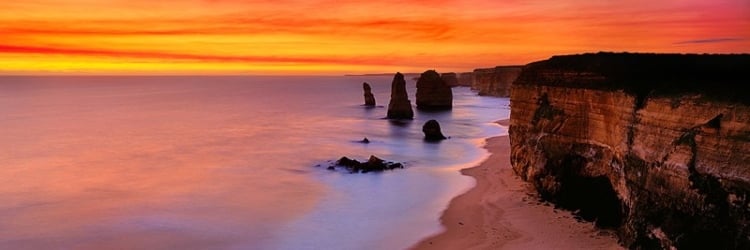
515, 52, 750, 105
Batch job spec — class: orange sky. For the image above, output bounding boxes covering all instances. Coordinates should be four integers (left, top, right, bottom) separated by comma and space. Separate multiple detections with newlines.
1, 0, 748, 75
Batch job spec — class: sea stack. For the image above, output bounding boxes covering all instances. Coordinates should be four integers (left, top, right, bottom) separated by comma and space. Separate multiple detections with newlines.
440, 72, 460, 87
362, 82, 376, 106
416, 70, 452, 110
422, 120, 447, 141
386, 72, 414, 119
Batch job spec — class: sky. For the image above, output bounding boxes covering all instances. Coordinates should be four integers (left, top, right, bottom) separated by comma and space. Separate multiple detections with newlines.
1, 0, 748, 75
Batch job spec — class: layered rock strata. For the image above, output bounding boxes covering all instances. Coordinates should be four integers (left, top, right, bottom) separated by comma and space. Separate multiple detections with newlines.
472, 66, 523, 96
416, 70, 453, 110
509, 52, 750, 249
386, 72, 414, 119
362, 82, 376, 106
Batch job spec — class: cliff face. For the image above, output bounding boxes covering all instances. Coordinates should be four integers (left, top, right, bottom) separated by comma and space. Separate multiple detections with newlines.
458, 72, 473, 87
509, 53, 750, 249
471, 66, 523, 96
440, 72, 460, 87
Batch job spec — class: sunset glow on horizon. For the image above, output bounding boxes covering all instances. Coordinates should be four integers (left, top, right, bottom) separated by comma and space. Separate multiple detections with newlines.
2, 0, 749, 75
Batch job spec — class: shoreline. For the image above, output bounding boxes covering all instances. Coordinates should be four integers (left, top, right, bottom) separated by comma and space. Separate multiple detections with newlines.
410, 120, 623, 249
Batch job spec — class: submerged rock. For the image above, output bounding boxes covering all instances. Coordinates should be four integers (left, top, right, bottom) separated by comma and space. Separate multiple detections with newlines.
422, 119, 447, 141
386, 72, 414, 119
416, 70, 452, 110
362, 82, 376, 107
328, 155, 404, 173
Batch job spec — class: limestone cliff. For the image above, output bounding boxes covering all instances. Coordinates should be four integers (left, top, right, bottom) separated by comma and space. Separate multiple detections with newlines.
471, 66, 523, 96
441, 72, 460, 87
508, 52, 750, 249
457, 72, 473, 87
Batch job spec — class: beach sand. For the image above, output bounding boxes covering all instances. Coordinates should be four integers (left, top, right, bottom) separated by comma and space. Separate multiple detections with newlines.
411, 120, 623, 250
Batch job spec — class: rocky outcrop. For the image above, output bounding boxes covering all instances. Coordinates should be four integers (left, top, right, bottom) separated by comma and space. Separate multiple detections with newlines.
441, 72, 460, 87
422, 119, 447, 141
508, 52, 750, 249
416, 70, 453, 110
362, 82, 376, 106
472, 66, 523, 96
328, 155, 404, 173
387, 72, 414, 119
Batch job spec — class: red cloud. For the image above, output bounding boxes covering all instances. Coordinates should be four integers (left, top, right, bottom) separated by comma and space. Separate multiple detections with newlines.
0, 44, 402, 65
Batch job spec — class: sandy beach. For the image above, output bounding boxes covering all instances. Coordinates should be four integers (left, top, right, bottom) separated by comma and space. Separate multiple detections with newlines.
411, 120, 623, 250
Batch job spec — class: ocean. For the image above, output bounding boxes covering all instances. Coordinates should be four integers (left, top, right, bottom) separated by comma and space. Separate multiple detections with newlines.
0, 76, 509, 249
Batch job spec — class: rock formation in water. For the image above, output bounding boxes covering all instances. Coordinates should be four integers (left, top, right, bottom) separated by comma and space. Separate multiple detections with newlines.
441, 72, 460, 87
386, 72, 414, 119
422, 119, 447, 141
362, 82, 376, 106
508, 52, 750, 249
328, 155, 404, 173
472, 66, 523, 96
416, 70, 452, 110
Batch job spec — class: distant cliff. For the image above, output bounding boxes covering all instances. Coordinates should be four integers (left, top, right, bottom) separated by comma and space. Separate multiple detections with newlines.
508, 52, 750, 249
471, 66, 523, 96
458, 72, 473, 87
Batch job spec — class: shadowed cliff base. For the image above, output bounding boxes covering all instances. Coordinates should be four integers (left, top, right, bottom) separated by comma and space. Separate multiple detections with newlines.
509, 52, 750, 249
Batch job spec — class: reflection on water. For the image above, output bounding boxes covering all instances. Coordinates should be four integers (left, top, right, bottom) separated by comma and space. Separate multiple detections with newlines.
0, 76, 508, 249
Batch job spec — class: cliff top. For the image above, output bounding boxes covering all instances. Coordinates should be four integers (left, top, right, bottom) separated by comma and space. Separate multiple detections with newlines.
515, 52, 750, 105
474, 65, 524, 72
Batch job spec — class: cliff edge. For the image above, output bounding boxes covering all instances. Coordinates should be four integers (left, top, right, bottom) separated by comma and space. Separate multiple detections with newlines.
509, 52, 750, 249
472, 66, 523, 96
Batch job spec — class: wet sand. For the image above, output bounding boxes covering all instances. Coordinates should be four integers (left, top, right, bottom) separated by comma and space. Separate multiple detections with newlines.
411, 120, 623, 250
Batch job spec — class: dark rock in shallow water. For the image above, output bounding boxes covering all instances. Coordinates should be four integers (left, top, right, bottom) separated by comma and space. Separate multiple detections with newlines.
360, 137, 370, 143
386, 72, 414, 119
362, 82, 376, 107
416, 70, 452, 111
327, 155, 404, 173
422, 119, 447, 141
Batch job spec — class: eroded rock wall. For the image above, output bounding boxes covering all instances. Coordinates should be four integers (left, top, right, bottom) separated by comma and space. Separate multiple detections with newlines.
441, 72, 460, 87
508, 52, 750, 249
457, 72, 473, 87
471, 66, 523, 96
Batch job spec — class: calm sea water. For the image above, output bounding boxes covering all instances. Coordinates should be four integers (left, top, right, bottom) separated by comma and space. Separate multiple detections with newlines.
0, 76, 509, 249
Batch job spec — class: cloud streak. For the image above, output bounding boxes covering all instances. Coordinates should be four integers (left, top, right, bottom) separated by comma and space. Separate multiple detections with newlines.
0, 44, 402, 65
1, 0, 749, 74
674, 38, 746, 44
